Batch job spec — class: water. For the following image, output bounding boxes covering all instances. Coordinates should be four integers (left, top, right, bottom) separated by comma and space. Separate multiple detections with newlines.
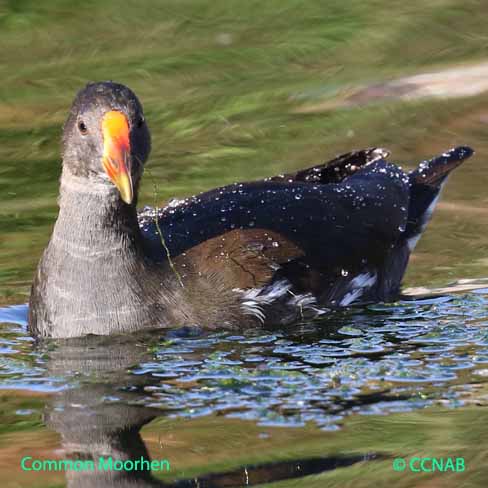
1, 288, 488, 486
2, 293, 488, 426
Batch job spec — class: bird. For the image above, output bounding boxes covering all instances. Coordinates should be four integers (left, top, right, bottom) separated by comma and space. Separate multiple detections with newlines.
28, 81, 474, 338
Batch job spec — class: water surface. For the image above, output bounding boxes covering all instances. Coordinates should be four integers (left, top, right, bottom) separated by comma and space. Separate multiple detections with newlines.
1, 287, 488, 486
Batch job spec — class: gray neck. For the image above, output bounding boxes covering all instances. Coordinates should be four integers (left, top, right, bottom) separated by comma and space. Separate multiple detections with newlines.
54, 169, 143, 258
32, 169, 178, 338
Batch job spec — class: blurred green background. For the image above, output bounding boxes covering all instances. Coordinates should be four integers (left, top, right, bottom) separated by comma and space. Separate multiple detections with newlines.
1, 0, 488, 302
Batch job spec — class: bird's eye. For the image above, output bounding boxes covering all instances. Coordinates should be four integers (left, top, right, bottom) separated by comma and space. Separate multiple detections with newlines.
136, 115, 145, 129
78, 121, 88, 135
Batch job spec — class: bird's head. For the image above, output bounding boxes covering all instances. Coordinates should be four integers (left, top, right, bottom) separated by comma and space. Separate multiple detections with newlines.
62, 81, 151, 205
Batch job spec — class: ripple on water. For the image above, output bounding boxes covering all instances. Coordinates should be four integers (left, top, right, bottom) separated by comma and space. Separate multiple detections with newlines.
0, 293, 488, 429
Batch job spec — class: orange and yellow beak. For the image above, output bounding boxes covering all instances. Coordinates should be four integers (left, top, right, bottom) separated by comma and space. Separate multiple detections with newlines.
102, 110, 133, 204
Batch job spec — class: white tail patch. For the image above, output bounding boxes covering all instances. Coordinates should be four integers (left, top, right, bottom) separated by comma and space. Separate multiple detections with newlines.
407, 189, 443, 253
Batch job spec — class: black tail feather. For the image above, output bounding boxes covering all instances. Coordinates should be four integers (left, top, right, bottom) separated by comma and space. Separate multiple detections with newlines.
409, 146, 474, 188
406, 145, 474, 239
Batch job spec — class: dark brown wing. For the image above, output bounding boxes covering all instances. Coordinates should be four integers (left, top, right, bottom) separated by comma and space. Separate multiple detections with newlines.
173, 228, 305, 289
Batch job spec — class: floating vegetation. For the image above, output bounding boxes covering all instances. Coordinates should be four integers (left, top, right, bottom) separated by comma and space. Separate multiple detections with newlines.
1, 291, 487, 430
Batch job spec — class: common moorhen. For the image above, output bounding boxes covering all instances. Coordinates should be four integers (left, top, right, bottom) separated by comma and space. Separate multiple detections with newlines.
29, 82, 473, 338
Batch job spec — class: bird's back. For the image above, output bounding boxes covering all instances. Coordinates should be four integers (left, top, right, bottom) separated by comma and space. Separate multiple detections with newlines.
139, 147, 475, 321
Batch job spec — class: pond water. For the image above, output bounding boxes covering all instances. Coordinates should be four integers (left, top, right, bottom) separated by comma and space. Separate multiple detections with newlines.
1, 282, 488, 486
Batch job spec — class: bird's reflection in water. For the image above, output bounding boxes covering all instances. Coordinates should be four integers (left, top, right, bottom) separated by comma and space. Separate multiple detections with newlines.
41, 333, 379, 488
42, 333, 162, 487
